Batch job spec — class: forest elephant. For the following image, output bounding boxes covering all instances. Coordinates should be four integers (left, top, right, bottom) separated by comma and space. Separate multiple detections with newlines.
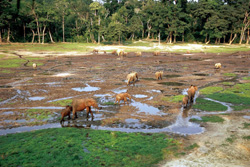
187, 85, 198, 103
93, 49, 98, 54
153, 51, 160, 56
116, 49, 124, 56
115, 92, 132, 104
155, 71, 163, 80
182, 96, 188, 108
60, 105, 73, 124
215, 63, 221, 69
135, 51, 142, 56
127, 72, 139, 86
71, 98, 101, 119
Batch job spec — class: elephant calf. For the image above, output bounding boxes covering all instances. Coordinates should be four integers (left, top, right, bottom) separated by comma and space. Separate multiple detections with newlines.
187, 85, 198, 103
115, 92, 132, 104
71, 98, 101, 119
60, 105, 72, 124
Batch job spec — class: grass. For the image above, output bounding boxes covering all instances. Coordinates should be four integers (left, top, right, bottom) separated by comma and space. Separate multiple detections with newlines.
226, 135, 237, 143
242, 77, 250, 80
0, 57, 44, 68
0, 128, 182, 167
162, 95, 185, 103
223, 73, 237, 77
184, 143, 199, 151
222, 82, 235, 86
242, 136, 250, 140
232, 105, 250, 111
50, 99, 73, 106
199, 86, 224, 95
25, 109, 53, 121
193, 98, 227, 111
190, 115, 225, 123
243, 122, 250, 129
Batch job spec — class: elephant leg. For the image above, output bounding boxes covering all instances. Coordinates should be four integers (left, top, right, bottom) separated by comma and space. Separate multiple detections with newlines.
89, 107, 94, 119
124, 98, 127, 104
86, 107, 90, 118
72, 109, 76, 119
68, 114, 71, 120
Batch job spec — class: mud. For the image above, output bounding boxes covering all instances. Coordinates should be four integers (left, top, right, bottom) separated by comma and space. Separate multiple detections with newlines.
1, 50, 250, 165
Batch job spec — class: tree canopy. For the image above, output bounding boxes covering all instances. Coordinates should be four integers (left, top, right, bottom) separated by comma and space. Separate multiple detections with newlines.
0, 0, 250, 44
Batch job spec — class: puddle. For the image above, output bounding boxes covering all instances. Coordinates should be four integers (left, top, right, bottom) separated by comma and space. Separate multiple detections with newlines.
1, 111, 14, 115
243, 116, 250, 119
164, 75, 181, 78
130, 101, 164, 116
54, 73, 74, 77
193, 73, 210, 76
148, 89, 162, 93
158, 82, 184, 86
0, 106, 64, 110
0, 85, 12, 88
28, 96, 46, 101
4, 119, 27, 123
72, 84, 100, 92
112, 88, 127, 94
0, 123, 61, 136
134, 94, 148, 98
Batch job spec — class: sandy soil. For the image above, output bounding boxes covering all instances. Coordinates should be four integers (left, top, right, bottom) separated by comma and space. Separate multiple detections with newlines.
0, 48, 250, 166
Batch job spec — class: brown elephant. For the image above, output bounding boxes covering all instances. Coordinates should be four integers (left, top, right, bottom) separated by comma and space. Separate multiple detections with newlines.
60, 105, 72, 124
153, 51, 160, 56
127, 72, 139, 86
187, 85, 198, 103
115, 92, 132, 104
155, 71, 163, 80
182, 96, 188, 108
71, 98, 101, 119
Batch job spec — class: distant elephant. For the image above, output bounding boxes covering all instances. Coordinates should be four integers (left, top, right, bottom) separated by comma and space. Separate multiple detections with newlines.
116, 49, 124, 56
115, 92, 132, 104
215, 63, 221, 69
60, 105, 72, 124
187, 85, 198, 103
155, 71, 163, 80
71, 98, 101, 119
182, 96, 188, 108
127, 72, 138, 86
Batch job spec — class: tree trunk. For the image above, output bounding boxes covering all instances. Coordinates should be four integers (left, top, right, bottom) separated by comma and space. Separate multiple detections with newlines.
62, 14, 65, 42
146, 19, 151, 40
247, 28, 250, 44
101, 35, 106, 42
229, 33, 237, 45
32, 4, 40, 43
23, 24, 26, 41
158, 32, 160, 45
98, 15, 100, 44
31, 29, 35, 44
0, 29, 2, 43
169, 32, 173, 44
7, 24, 10, 43
48, 29, 55, 43
42, 26, 46, 44
182, 32, 184, 43
239, 11, 250, 44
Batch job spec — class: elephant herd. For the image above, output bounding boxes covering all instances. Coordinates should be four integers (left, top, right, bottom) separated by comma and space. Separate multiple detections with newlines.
60, 50, 220, 123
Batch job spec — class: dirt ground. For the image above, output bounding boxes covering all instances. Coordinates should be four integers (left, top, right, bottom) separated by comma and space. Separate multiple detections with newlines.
0, 50, 250, 166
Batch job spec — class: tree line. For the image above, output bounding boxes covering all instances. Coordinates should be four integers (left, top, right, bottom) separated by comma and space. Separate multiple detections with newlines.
0, 0, 250, 44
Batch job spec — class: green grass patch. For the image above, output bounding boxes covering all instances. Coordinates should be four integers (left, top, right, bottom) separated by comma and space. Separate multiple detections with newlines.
162, 95, 185, 103
0, 70, 13, 73
223, 73, 237, 77
142, 78, 155, 81
243, 122, 250, 129
226, 135, 236, 143
232, 105, 250, 111
242, 77, 250, 80
50, 99, 72, 106
199, 86, 223, 95
184, 143, 199, 151
242, 136, 250, 140
222, 82, 235, 86
0, 128, 182, 167
190, 115, 225, 123
193, 98, 227, 111
0, 57, 44, 68
25, 109, 53, 120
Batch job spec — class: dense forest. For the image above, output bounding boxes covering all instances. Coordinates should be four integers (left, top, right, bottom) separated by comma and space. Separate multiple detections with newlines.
0, 0, 250, 44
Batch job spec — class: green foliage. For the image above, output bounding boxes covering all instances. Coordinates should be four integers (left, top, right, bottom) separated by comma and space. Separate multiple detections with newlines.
0, 128, 182, 167
242, 136, 250, 140
162, 95, 185, 103
223, 73, 237, 77
25, 109, 53, 120
184, 143, 199, 151
50, 99, 73, 106
226, 135, 236, 143
242, 77, 250, 80
243, 123, 250, 129
199, 86, 223, 95
190, 115, 225, 123
193, 98, 227, 111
